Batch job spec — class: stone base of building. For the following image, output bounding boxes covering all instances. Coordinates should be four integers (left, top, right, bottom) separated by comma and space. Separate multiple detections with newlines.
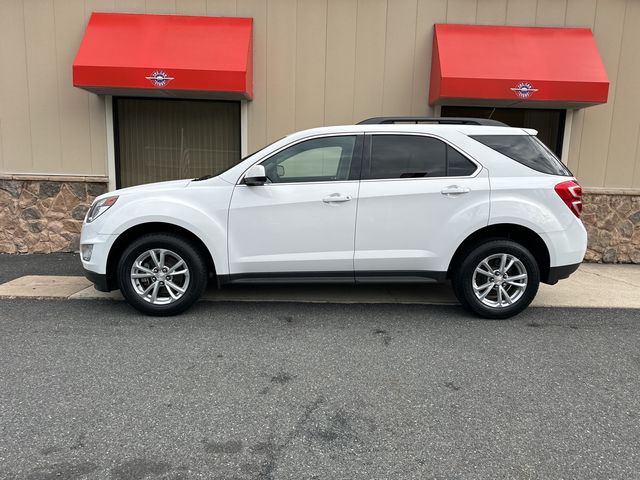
582, 189, 640, 264
0, 175, 108, 254
1, 177, 639, 263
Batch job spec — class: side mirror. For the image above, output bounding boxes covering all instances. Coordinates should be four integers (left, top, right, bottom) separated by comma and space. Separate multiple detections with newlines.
243, 165, 267, 186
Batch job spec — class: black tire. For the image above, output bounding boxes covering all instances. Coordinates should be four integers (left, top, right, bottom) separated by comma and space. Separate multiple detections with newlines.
117, 233, 208, 316
452, 240, 540, 319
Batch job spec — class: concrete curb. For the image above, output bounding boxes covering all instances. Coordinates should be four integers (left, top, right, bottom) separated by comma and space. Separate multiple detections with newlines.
0, 264, 638, 309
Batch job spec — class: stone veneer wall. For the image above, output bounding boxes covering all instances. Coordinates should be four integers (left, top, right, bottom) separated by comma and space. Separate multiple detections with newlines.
582, 190, 640, 264
0, 175, 108, 254
0, 176, 639, 262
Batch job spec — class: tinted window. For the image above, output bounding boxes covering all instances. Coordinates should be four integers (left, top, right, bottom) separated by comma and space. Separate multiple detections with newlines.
367, 135, 476, 179
447, 147, 477, 176
471, 134, 571, 176
261, 136, 357, 183
441, 105, 566, 157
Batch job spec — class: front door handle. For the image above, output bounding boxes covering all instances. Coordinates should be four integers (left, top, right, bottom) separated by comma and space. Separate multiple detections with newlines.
441, 185, 470, 196
322, 193, 353, 203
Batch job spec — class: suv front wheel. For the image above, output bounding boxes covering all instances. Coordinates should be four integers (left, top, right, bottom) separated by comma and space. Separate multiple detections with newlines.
453, 240, 540, 319
117, 233, 208, 316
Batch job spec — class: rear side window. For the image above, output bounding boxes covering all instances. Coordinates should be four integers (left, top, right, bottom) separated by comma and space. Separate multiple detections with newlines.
366, 135, 477, 180
447, 147, 477, 176
471, 134, 571, 176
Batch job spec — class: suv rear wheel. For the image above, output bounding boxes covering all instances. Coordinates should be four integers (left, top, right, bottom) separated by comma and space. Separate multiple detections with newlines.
117, 233, 208, 316
453, 240, 540, 319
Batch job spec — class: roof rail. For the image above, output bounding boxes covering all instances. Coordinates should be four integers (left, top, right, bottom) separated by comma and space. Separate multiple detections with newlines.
357, 116, 508, 127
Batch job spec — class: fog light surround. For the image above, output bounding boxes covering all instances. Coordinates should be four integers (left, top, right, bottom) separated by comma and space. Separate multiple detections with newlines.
81, 244, 93, 262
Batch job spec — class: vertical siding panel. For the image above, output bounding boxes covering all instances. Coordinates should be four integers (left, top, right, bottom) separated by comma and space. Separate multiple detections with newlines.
145, 0, 177, 14
565, 0, 596, 27
114, 0, 145, 12
566, 108, 584, 173
206, 0, 237, 15
382, 0, 417, 116
294, 0, 327, 130
0, 119, 3, 171
446, 0, 478, 23
237, 0, 267, 152
85, 0, 116, 16
564, 0, 597, 180
55, 0, 93, 175
353, 0, 387, 120
411, 0, 447, 115
84, 0, 114, 176
0, 0, 33, 173
603, 0, 640, 188
176, 0, 206, 14
24, 0, 63, 173
265, 0, 297, 141
634, 126, 640, 188
87, 95, 107, 176
85, 0, 116, 20
575, 0, 625, 187
505, 0, 537, 25
324, 0, 358, 125
535, 0, 566, 26
476, 0, 508, 24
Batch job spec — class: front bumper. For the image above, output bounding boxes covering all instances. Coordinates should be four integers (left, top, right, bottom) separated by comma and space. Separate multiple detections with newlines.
80, 219, 118, 291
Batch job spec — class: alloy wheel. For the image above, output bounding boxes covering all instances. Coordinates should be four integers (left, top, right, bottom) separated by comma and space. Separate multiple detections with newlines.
472, 253, 528, 308
130, 248, 191, 305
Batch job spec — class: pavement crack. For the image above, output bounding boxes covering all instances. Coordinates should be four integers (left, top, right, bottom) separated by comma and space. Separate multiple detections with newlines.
255, 396, 325, 480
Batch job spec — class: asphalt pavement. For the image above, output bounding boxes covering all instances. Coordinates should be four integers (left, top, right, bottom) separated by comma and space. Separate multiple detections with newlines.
1, 299, 638, 479
0, 253, 83, 284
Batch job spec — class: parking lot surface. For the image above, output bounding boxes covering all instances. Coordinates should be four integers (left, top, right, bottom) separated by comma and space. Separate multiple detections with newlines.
1, 299, 639, 479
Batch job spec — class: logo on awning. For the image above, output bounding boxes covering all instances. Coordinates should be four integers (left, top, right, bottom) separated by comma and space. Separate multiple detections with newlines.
511, 82, 538, 99
145, 71, 174, 87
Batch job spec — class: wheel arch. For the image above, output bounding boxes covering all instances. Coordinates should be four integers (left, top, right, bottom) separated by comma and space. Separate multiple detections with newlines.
105, 222, 217, 291
447, 224, 552, 284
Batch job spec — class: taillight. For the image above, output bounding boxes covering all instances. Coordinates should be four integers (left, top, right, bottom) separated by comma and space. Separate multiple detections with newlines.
554, 180, 582, 218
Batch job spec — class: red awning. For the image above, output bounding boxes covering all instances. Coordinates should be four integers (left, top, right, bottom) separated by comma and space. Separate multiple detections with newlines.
73, 13, 252, 100
429, 24, 609, 108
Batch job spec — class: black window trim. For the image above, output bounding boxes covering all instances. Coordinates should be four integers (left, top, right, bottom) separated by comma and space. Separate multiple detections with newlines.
360, 132, 481, 182
236, 133, 365, 186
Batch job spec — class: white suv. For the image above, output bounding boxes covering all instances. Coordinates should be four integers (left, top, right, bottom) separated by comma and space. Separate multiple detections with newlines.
80, 117, 586, 319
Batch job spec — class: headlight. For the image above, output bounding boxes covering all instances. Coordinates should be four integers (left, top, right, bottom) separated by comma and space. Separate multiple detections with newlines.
85, 196, 118, 223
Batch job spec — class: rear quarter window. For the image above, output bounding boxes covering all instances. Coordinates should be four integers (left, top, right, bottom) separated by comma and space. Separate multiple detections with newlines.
471, 134, 572, 176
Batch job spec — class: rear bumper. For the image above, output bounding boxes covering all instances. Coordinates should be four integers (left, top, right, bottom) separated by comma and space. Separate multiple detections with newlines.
83, 267, 112, 292
544, 262, 581, 285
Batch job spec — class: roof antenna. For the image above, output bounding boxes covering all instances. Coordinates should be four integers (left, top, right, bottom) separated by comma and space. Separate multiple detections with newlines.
488, 107, 496, 120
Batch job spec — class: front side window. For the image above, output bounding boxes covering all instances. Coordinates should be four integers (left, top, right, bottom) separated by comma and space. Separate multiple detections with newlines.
261, 136, 358, 183
366, 135, 476, 180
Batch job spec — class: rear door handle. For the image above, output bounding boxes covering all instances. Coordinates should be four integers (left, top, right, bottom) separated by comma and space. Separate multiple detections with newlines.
441, 185, 470, 196
322, 193, 353, 203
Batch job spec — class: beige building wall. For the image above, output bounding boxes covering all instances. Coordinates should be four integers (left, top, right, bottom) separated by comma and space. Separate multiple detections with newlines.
1, 0, 640, 189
